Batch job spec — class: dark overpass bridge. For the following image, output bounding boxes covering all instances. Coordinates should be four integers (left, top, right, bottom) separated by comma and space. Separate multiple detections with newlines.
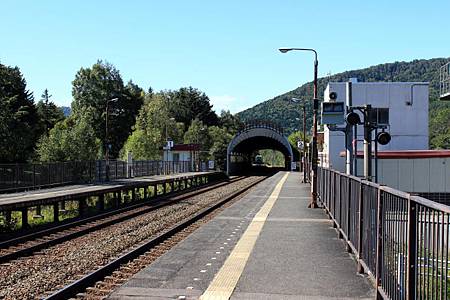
226, 120, 294, 175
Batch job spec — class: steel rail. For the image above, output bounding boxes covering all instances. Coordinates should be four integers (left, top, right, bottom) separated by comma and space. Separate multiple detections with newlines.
44, 175, 270, 300
0, 176, 245, 263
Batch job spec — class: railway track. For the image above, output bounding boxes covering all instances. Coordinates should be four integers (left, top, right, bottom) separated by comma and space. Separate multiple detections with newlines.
0, 176, 244, 264
0, 174, 270, 300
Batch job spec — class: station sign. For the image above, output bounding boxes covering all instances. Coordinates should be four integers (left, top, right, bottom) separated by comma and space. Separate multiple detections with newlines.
321, 102, 345, 125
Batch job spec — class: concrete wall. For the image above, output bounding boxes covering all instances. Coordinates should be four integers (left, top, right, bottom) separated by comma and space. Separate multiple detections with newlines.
354, 157, 450, 193
323, 82, 429, 172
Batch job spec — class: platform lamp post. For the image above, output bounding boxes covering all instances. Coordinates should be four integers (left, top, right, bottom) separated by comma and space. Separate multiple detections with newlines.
105, 97, 119, 182
292, 97, 307, 183
279, 47, 319, 208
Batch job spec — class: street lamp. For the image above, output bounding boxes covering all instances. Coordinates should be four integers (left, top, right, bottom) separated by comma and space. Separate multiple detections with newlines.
292, 97, 307, 183
105, 97, 119, 181
279, 47, 319, 208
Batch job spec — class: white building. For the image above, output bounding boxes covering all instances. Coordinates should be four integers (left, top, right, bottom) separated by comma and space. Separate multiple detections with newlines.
322, 80, 429, 173
162, 143, 200, 169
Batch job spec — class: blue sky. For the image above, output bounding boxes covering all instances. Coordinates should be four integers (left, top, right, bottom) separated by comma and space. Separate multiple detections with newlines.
1, 0, 449, 113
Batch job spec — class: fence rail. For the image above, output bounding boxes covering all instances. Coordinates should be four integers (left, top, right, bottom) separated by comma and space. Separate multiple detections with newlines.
440, 61, 450, 99
0, 160, 194, 193
318, 167, 450, 300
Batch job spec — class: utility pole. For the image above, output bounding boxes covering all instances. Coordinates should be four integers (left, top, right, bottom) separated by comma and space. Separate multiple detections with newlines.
363, 105, 372, 181
292, 97, 307, 183
310, 56, 319, 208
345, 82, 353, 175
302, 103, 307, 182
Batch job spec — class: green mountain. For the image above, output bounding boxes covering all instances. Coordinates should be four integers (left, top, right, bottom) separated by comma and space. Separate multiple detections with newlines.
236, 58, 450, 149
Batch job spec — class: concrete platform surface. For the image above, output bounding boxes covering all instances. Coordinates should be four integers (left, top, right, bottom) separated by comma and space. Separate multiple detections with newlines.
108, 172, 375, 300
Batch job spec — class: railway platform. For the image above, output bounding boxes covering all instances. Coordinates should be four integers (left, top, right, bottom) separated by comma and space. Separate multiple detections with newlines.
109, 171, 375, 300
0, 172, 215, 208
0, 171, 220, 230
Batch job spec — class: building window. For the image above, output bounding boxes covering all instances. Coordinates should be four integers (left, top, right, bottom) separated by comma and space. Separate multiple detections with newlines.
173, 153, 180, 162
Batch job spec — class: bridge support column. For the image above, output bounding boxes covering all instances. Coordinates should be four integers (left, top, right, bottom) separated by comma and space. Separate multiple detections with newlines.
53, 202, 59, 222
21, 207, 28, 229
98, 194, 105, 211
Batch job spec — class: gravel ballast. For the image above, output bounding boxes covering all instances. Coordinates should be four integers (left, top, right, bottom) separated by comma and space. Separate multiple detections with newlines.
0, 177, 262, 300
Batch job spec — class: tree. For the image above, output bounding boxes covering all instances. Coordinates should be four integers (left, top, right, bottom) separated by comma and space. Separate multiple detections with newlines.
121, 93, 184, 160
36, 89, 65, 135
36, 108, 101, 162
0, 63, 39, 162
71, 60, 144, 158
120, 128, 161, 160
429, 107, 450, 149
208, 126, 233, 170
219, 110, 242, 134
259, 149, 285, 167
184, 119, 210, 147
288, 130, 308, 150
169, 87, 219, 129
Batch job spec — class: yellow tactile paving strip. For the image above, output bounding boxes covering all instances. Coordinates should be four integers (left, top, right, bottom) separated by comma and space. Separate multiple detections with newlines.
200, 172, 289, 300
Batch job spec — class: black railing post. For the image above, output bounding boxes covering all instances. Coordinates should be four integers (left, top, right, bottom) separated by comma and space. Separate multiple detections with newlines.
346, 176, 352, 252
406, 198, 417, 300
89, 161, 92, 182
15, 163, 19, 189
357, 181, 364, 273
33, 164, 36, 188
375, 187, 384, 299
48, 163, 51, 185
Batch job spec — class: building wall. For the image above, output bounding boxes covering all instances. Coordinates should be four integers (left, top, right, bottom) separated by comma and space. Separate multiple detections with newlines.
354, 157, 450, 193
163, 151, 192, 162
323, 82, 429, 172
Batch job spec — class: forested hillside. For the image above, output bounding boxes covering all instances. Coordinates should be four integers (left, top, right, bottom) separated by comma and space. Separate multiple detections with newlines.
237, 58, 450, 149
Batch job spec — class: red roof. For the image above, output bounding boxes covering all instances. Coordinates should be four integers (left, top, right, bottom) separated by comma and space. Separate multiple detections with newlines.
171, 143, 201, 151
339, 150, 450, 159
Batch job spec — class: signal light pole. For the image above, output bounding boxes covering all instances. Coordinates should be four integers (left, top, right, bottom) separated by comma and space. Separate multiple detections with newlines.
292, 97, 307, 183
279, 47, 319, 208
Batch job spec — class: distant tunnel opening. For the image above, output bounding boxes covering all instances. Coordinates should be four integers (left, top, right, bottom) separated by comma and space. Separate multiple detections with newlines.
226, 125, 294, 175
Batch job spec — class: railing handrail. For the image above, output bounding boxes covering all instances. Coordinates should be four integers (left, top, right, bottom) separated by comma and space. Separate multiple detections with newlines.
321, 166, 450, 212
238, 119, 284, 135
0, 159, 198, 193
317, 166, 450, 299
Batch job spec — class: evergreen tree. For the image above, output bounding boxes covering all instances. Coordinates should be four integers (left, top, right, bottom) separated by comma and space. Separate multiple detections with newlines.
0, 63, 39, 162
169, 87, 219, 129
36, 89, 65, 135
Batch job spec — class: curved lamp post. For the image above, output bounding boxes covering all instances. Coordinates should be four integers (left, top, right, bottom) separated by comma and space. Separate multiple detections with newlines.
279, 47, 319, 208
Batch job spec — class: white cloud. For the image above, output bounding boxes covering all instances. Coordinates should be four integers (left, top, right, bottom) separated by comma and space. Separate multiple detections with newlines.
209, 95, 249, 114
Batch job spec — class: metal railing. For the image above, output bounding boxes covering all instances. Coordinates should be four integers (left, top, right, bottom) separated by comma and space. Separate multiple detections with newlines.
0, 160, 194, 193
238, 119, 284, 135
132, 160, 191, 177
440, 62, 450, 99
318, 167, 450, 299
